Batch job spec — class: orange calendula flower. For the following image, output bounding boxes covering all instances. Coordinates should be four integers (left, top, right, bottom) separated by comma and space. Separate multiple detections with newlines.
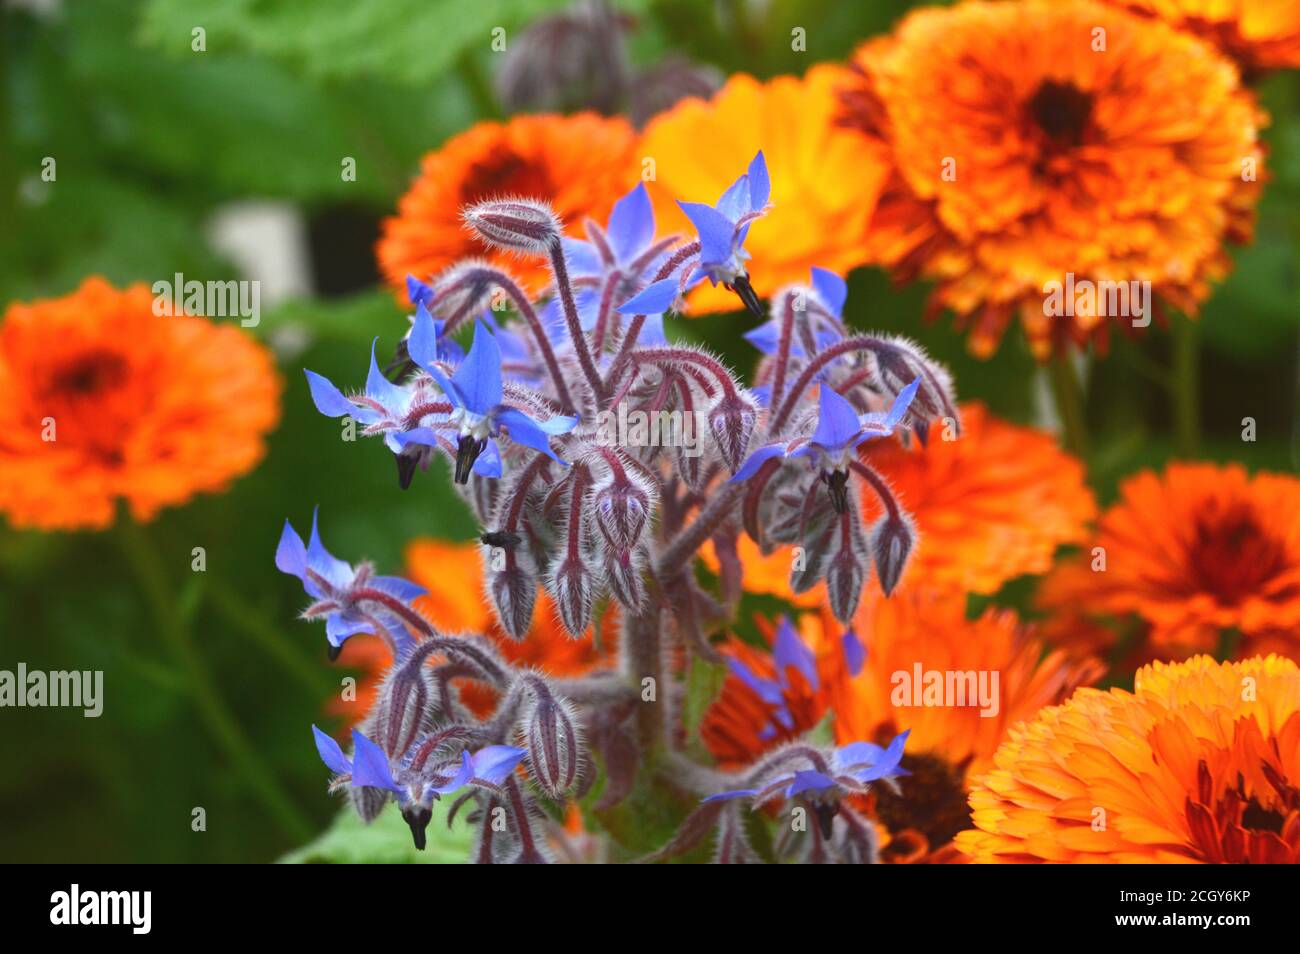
839, 0, 1264, 358
702, 590, 1100, 861
1039, 462, 1300, 663
0, 278, 280, 531
1108, 0, 1300, 70
329, 538, 617, 728
836, 590, 1102, 861
860, 403, 1097, 595
377, 113, 638, 295
639, 65, 890, 313
958, 655, 1300, 863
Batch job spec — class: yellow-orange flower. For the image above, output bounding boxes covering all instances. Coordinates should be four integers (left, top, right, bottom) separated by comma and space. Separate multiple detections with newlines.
639, 65, 890, 313
958, 655, 1300, 863
329, 538, 617, 728
839, 0, 1264, 358
1039, 463, 1300, 663
860, 403, 1097, 595
377, 113, 638, 295
0, 278, 280, 531
1108, 0, 1300, 70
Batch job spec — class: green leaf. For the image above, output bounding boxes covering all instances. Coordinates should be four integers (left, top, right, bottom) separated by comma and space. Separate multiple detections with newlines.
138, 0, 636, 86
280, 802, 474, 864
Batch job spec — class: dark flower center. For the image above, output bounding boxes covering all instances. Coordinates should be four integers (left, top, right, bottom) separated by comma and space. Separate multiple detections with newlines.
872, 751, 972, 855
461, 152, 555, 206
52, 350, 129, 396
1184, 759, 1300, 863
1186, 505, 1286, 603
1027, 81, 1093, 148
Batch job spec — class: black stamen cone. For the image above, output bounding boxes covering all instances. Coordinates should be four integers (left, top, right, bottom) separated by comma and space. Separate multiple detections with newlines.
454, 435, 486, 485
825, 470, 850, 514
395, 453, 418, 490
813, 802, 840, 841
402, 806, 432, 851
327, 644, 342, 663
728, 274, 765, 318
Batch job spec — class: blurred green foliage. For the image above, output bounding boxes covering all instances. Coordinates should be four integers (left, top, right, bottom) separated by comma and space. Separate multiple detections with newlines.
1, 0, 1296, 862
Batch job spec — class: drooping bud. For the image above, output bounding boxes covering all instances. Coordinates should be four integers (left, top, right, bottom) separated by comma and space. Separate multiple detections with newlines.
868, 337, 959, 436
708, 391, 758, 473
463, 198, 562, 255
522, 688, 582, 798
603, 546, 646, 610
592, 469, 652, 552
870, 511, 915, 597
488, 548, 538, 639
548, 552, 594, 637
351, 783, 387, 823
824, 500, 870, 624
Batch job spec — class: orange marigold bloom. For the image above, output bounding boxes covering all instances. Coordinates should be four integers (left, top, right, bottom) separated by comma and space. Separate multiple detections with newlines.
1038, 462, 1300, 663
1109, 0, 1300, 70
958, 655, 1300, 863
840, 0, 1264, 358
701, 590, 1100, 860
0, 278, 280, 531
860, 403, 1097, 595
377, 113, 638, 295
639, 65, 890, 313
328, 538, 617, 729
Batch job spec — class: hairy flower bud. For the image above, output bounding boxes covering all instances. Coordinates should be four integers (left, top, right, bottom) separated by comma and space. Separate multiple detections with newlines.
708, 391, 758, 473
488, 550, 539, 639
593, 468, 653, 552
603, 545, 646, 610
523, 688, 582, 798
868, 336, 959, 438
870, 511, 915, 597
548, 552, 594, 637
824, 500, 870, 623
463, 198, 562, 255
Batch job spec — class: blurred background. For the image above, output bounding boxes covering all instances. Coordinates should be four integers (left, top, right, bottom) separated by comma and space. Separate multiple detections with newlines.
1, 0, 1296, 862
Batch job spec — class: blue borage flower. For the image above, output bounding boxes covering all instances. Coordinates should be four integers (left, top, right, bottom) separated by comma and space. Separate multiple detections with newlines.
312, 725, 526, 849
401, 313, 579, 483
744, 266, 848, 358
616, 152, 771, 319
275, 509, 426, 659
731, 377, 920, 513
681, 150, 770, 316
303, 327, 455, 489
551, 182, 672, 349
703, 730, 910, 839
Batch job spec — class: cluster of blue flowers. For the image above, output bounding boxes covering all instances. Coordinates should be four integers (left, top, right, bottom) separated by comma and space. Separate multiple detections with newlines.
277, 153, 958, 862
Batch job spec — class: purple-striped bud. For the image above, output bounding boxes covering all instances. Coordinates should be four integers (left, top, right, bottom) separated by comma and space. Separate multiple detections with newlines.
488, 550, 538, 639
824, 502, 870, 624
523, 689, 582, 798
547, 553, 594, 637
870, 512, 915, 597
603, 546, 646, 611
708, 391, 758, 473
593, 471, 652, 552
430, 259, 500, 322
868, 337, 959, 438
463, 198, 562, 255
